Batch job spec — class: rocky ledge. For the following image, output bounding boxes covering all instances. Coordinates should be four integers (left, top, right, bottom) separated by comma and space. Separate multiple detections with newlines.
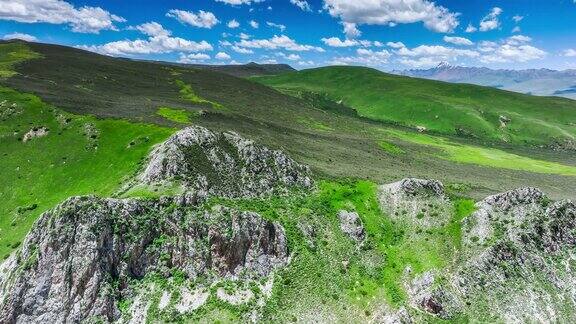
136, 126, 313, 198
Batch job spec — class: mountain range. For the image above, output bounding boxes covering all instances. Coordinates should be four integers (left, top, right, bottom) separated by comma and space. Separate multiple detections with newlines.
395, 62, 576, 100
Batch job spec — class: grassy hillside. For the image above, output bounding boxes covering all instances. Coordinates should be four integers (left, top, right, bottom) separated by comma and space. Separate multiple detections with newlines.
254, 66, 576, 147
1, 40, 576, 261
0, 86, 172, 259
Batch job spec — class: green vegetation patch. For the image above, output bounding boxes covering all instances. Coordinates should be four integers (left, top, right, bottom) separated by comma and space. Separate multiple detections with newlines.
177, 180, 477, 320
0, 86, 174, 258
0, 42, 42, 78
378, 140, 405, 155
386, 129, 576, 176
175, 79, 224, 110
156, 106, 199, 124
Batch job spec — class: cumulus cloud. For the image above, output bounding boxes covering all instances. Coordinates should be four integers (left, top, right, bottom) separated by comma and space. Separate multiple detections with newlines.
563, 49, 576, 57
266, 22, 286, 32
387, 41, 406, 49
512, 15, 524, 23
215, 52, 231, 60
341, 22, 361, 39
0, 0, 125, 33
2, 32, 37, 42
78, 21, 212, 56
465, 24, 477, 33
231, 45, 254, 54
443, 36, 473, 46
235, 35, 325, 52
396, 44, 479, 67
512, 26, 521, 33
477, 35, 546, 63
178, 53, 210, 63
290, 0, 312, 11
215, 0, 264, 5
277, 52, 301, 61
479, 7, 502, 32
321, 37, 359, 47
227, 19, 240, 28
323, 0, 460, 34
249, 20, 259, 28
480, 44, 546, 63
330, 48, 391, 66
167, 9, 219, 29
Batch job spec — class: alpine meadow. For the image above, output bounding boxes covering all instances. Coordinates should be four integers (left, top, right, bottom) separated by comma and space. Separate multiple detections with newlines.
0, 0, 575, 323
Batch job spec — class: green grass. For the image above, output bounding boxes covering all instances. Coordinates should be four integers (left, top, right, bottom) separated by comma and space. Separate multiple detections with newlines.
0, 42, 42, 77
156, 106, 197, 124
255, 66, 576, 147
198, 180, 475, 319
386, 129, 576, 176
378, 140, 405, 155
175, 79, 224, 110
0, 86, 174, 258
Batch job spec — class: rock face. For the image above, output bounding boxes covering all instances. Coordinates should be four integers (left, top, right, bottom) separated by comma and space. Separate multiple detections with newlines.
418, 187, 576, 322
0, 196, 289, 323
137, 126, 313, 198
378, 178, 451, 228
337, 210, 365, 244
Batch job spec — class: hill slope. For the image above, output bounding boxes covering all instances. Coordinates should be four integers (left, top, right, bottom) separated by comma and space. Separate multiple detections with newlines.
255, 66, 576, 148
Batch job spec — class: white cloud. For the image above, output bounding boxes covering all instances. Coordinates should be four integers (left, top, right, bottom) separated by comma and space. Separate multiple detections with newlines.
2, 32, 37, 42
512, 26, 521, 33
215, 0, 264, 5
0, 0, 125, 33
341, 22, 361, 39
298, 60, 315, 66
266, 22, 286, 32
78, 22, 212, 56
506, 35, 532, 45
321, 37, 359, 47
480, 44, 546, 63
235, 35, 325, 52
249, 20, 259, 29
563, 49, 576, 57
290, 0, 312, 11
398, 56, 443, 68
512, 15, 524, 23
443, 36, 473, 46
239, 33, 251, 40
216, 52, 231, 60
178, 53, 210, 63
167, 9, 219, 29
134, 22, 171, 37
277, 52, 301, 61
227, 19, 240, 28
387, 41, 406, 49
479, 7, 502, 32
465, 24, 477, 33
330, 48, 391, 66
323, 0, 460, 33
398, 45, 479, 59
231, 45, 253, 54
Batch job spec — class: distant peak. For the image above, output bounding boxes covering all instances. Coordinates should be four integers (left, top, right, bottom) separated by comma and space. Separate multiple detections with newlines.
436, 61, 453, 69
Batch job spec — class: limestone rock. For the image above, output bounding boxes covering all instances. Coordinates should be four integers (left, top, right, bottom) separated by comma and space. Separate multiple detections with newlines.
0, 196, 289, 323
338, 210, 365, 244
137, 126, 313, 198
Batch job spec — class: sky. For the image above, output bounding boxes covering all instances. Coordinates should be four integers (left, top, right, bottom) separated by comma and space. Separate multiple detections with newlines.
1, 0, 575, 71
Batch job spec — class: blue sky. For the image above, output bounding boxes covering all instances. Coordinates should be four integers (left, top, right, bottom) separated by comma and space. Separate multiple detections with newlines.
1, 0, 575, 70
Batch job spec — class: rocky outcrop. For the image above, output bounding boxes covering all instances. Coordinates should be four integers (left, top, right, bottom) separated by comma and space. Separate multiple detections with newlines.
137, 126, 313, 198
416, 187, 576, 322
0, 196, 288, 323
378, 178, 451, 228
338, 210, 365, 244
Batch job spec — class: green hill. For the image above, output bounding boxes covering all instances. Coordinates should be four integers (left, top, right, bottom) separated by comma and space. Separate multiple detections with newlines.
254, 66, 576, 147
